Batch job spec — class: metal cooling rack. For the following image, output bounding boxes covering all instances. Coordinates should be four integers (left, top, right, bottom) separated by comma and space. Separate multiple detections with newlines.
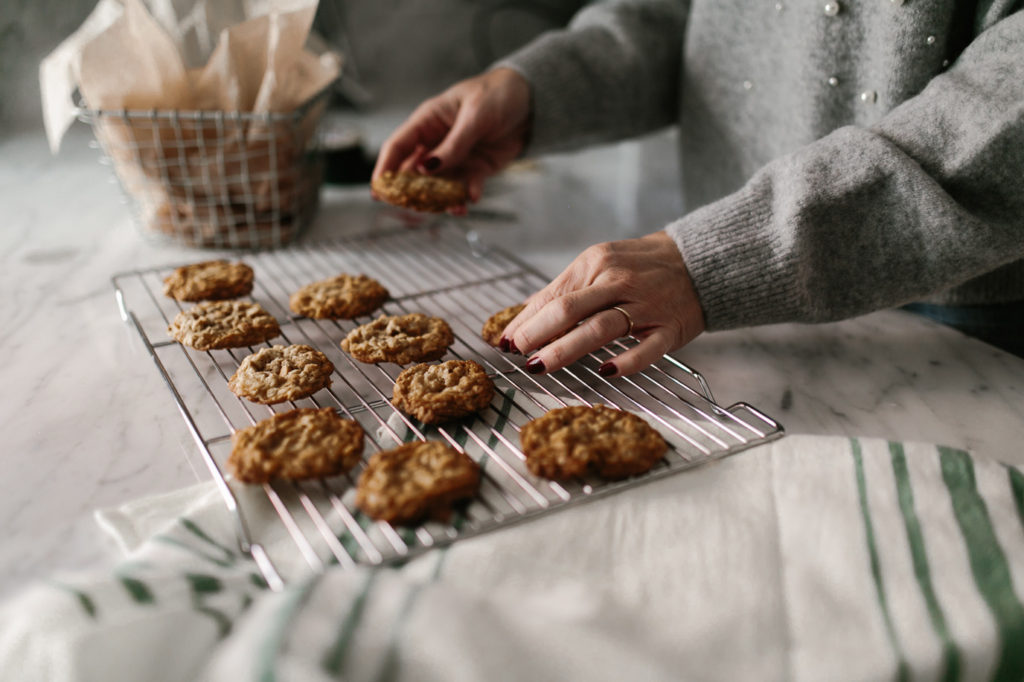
113, 222, 783, 589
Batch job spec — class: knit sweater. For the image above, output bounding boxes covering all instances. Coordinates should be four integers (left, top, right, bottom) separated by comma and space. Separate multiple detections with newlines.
497, 0, 1024, 331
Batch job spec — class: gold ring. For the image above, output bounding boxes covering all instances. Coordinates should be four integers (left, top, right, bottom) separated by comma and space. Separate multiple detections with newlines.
610, 306, 634, 336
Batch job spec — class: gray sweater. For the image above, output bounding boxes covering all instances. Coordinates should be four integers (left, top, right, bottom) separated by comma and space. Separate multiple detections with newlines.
498, 0, 1024, 330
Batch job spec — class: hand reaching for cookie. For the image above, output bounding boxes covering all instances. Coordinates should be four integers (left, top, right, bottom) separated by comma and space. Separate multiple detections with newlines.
372, 68, 531, 209
500, 231, 706, 378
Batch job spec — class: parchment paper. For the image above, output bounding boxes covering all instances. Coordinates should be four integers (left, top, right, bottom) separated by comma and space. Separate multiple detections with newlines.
39, 0, 342, 248
41, 0, 342, 152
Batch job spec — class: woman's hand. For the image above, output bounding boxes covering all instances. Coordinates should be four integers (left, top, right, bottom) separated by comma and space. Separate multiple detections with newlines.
372, 68, 532, 208
501, 231, 706, 377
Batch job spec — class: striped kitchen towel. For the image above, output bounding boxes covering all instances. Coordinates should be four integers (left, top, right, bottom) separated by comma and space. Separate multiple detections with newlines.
1, 435, 1023, 682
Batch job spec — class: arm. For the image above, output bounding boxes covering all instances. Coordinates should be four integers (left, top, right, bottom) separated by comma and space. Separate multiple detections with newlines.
670, 12, 1024, 331
495, 0, 690, 153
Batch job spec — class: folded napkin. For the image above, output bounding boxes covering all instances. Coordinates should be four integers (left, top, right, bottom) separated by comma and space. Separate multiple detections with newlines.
2, 434, 1024, 682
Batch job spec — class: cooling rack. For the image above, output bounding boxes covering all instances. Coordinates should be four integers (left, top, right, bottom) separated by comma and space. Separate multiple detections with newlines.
113, 222, 784, 589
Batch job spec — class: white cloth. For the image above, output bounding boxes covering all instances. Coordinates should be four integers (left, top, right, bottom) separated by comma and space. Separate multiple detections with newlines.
2, 434, 1024, 682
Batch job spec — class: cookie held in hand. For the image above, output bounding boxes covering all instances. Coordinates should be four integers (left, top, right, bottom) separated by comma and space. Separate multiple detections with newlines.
372, 171, 468, 213
392, 360, 495, 424
355, 441, 480, 525
520, 404, 667, 481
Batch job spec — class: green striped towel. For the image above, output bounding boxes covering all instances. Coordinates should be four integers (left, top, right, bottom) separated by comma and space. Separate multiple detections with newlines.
1, 435, 1023, 681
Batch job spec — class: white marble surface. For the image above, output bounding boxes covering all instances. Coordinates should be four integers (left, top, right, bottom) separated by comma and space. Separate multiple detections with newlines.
2, 123, 1024, 603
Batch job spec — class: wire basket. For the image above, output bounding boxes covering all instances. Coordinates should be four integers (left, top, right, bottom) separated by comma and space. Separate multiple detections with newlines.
77, 88, 332, 249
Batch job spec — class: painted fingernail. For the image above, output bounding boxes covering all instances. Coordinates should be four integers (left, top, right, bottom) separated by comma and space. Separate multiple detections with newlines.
423, 156, 441, 171
508, 338, 519, 354
525, 357, 546, 374
499, 336, 510, 352
598, 362, 617, 378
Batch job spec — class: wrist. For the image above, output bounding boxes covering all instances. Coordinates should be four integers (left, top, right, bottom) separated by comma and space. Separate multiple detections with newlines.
485, 66, 533, 153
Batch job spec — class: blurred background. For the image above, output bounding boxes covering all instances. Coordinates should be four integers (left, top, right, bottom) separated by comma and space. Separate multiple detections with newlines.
1, 0, 683, 254
0, 0, 587, 132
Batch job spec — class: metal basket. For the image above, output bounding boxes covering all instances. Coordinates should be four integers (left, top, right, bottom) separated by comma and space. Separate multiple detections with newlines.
77, 88, 332, 249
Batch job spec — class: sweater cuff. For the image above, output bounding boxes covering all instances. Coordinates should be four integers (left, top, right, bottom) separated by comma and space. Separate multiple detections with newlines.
665, 187, 806, 332
492, 32, 602, 155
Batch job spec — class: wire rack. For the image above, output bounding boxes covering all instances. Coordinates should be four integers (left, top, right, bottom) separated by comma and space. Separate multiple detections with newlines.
78, 89, 331, 250
113, 223, 783, 590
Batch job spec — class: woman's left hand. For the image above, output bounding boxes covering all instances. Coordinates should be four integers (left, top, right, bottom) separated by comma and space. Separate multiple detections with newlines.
500, 231, 706, 377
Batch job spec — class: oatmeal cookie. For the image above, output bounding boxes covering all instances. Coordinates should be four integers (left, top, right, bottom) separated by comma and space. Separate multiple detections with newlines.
162, 260, 254, 301
168, 300, 280, 350
355, 441, 480, 525
341, 313, 454, 364
520, 404, 667, 481
228, 344, 334, 404
392, 360, 495, 424
371, 171, 468, 213
481, 303, 525, 347
289, 274, 390, 319
228, 407, 365, 484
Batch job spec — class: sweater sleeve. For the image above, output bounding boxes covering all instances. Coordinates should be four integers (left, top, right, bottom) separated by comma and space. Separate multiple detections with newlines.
493, 0, 689, 154
667, 12, 1024, 331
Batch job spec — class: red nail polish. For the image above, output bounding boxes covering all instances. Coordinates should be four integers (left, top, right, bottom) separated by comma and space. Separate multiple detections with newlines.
509, 338, 519, 354
423, 156, 441, 171
525, 357, 545, 374
598, 362, 616, 378
499, 336, 510, 352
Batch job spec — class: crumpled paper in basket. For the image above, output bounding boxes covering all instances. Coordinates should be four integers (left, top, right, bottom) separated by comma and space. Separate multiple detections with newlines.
41, 0, 341, 150
40, 0, 342, 247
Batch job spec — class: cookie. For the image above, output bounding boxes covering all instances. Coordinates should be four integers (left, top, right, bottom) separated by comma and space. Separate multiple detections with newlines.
162, 260, 254, 301
341, 313, 454, 365
289, 274, 390, 319
481, 303, 525, 347
519, 404, 667, 481
168, 300, 280, 350
392, 360, 495, 424
228, 407, 365, 484
371, 171, 468, 213
355, 441, 480, 525
228, 344, 334, 404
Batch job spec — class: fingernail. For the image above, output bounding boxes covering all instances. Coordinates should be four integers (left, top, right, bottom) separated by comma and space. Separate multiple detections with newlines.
525, 357, 545, 374
499, 336, 510, 352
423, 156, 441, 171
598, 362, 616, 378
508, 338, 519, 354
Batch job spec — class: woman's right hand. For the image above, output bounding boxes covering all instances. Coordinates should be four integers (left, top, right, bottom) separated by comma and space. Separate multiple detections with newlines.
372, 67, 532, 208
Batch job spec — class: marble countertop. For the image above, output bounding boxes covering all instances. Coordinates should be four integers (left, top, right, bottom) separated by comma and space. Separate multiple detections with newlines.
3, 123, 1024, 602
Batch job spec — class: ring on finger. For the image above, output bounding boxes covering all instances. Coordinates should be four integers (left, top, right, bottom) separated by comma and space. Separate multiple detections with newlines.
610, 306, 634, 337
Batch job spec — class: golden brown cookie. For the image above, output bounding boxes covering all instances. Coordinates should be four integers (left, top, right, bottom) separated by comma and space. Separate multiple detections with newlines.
392, 360, 495, 424
289, 274, 390, 319
481, 303, 525, 347
162, 260, 255, 301
355, 441, 480, 525
228, 344, 334, 404
371, 171, 468, 213
341, 313, 454, 364
519, 404, 667, 481
168, 300, 280, 350
228, 407, 365, 484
